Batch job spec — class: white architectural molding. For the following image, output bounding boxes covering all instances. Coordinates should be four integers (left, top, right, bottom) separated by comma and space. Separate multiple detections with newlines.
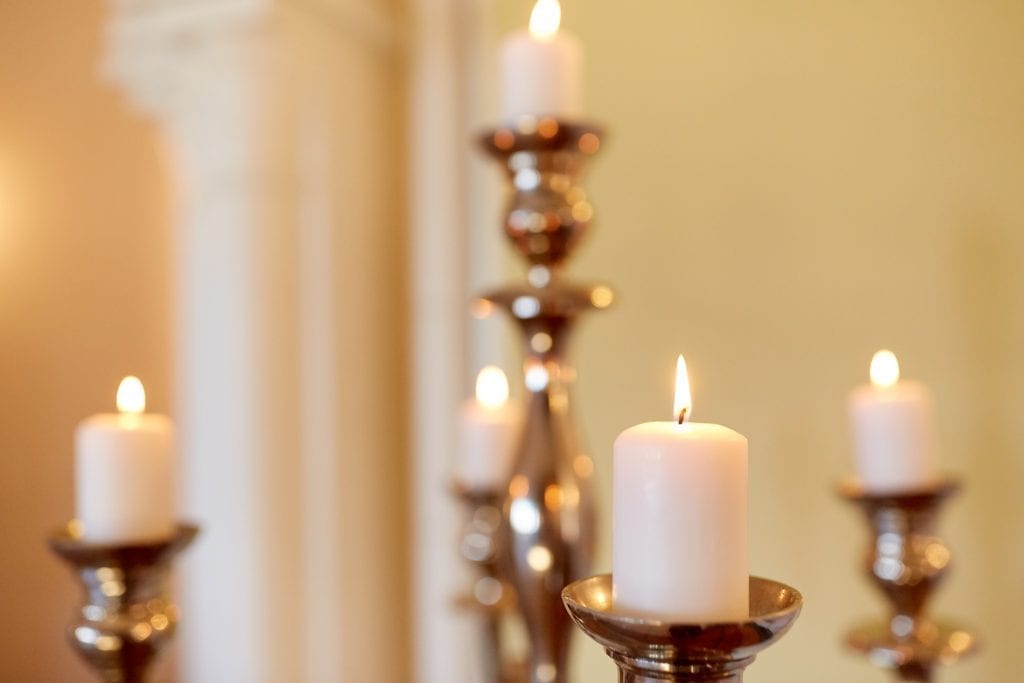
104, 1, 409, 681
407, 1, 475, 681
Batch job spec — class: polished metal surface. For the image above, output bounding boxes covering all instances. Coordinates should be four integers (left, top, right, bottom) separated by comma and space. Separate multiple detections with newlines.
562, 574, 803, 682
840, 479, 978, 681
472, 118, 611, 683
452, 484, 522, 683
480, 118, 603, 273
49, 523, 198, 683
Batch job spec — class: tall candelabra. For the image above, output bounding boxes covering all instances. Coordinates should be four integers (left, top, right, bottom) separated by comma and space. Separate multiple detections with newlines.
840, 479, 978, 681
458, 117, 610, 683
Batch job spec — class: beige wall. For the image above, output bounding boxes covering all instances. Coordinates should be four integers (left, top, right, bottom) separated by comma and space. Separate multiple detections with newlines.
4, 1, 1022, 681
490, 2, 1023, 681
0, 1, 173, 681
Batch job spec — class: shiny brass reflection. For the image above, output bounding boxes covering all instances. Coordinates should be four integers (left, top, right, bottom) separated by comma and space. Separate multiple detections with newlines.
48, 523, 198, 683
839, 479, 979, 681
563, 574, 802, 682
463, 121, 614, 683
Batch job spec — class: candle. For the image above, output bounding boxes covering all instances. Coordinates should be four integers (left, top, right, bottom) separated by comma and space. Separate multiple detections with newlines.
455, 366, 521, 491
75, 376, 176, 543
613, 355, 748, 622
500, 0, 583, 122
849, 350, 937, 492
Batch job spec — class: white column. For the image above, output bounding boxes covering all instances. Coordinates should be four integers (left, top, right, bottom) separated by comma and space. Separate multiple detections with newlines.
408, 1, 477, 681
104, 2, 408, 681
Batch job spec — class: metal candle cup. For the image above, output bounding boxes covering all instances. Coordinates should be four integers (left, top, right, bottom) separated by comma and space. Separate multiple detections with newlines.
563, 574, 802, 682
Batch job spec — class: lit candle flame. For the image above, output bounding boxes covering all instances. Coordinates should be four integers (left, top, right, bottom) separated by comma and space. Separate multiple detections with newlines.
869, 350, 900, 389
674, 354, 692, 424
529, 0, 562, 40
476, 366, 509, 409
116, 376, 146, 414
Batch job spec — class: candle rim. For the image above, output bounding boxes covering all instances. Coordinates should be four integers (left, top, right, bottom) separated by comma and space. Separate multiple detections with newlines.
616, 420, 747, 443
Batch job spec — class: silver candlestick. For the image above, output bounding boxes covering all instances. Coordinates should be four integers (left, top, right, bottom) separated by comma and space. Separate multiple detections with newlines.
840, 479, 978, 681
451, 484, 524, 683
472, 117, 611, 683
563, 574, 803, 682
49, 522, 198, 683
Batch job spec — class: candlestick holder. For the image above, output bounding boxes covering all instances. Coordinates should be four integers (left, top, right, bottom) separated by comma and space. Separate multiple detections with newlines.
451, 484, 524, 683
48, 522, 199, 683
839, 479, 978, 681
470, 117, 610, 683
562, 574, 802, 682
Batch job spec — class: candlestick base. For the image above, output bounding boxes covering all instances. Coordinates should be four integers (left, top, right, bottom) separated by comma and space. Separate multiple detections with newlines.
846, 618, 977, 681
840, 478, 979, 681
49, 522, 198, 683
562, 574, 802, 682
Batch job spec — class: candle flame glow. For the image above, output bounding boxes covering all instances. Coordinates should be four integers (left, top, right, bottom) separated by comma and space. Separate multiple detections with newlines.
476, 366, 510, 409
674, 355, 692, 424
529, 0, 561, 40
869, 350, 900, 389
116, 376, 146, 414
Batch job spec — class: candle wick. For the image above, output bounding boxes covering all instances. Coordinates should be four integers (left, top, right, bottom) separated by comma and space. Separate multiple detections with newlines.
677, 408, 688, 425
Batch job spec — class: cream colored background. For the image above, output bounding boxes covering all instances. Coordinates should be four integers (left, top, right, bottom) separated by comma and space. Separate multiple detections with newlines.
490, 1, 1024, 681
0, 2, 173, 681
1, 0, 1022, 681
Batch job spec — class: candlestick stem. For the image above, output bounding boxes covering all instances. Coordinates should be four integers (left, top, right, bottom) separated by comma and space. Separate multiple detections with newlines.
897, 663, 932, 682
476, 119, 609, 683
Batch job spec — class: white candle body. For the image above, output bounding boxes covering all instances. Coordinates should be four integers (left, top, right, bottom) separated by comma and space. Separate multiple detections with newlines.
455, 401, 520, 492
75, 413, 176, 543
613, 422, 748, 622
500, 30, 582, 122
849, 380, 936, 492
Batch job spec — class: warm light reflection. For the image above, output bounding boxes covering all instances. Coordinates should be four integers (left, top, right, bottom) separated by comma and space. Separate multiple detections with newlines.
476, 366, 509, 408
529, 0, 561, 40
590, 285, 614, 309
544, 484, 564, 511
116, 376, 146, 414
870, 350, 900, 389
674, 355, 692, 424
526, 544, 553, 572
531, 332, 553, 353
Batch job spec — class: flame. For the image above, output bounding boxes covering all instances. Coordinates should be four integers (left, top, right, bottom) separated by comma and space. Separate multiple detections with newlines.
870, 350, 900, 389
116, 376, 146, 414
476, 366, 509, 409
674, 355, 692, 424
529, 0, 561, 40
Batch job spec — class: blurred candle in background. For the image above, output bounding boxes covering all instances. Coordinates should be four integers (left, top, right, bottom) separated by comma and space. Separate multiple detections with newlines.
455, 366, 521, 491
75, 376, 176, 543
848, 350, 937, 492
500, 0, 582, 121
613, 355, 749, 622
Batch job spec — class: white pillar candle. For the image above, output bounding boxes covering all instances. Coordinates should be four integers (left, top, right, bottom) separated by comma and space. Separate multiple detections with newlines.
455, 366, 521, 491
613, 356, 749, 622
849, 350, 937, 492
75, 376, 175, 543
500, 0, 583, 122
